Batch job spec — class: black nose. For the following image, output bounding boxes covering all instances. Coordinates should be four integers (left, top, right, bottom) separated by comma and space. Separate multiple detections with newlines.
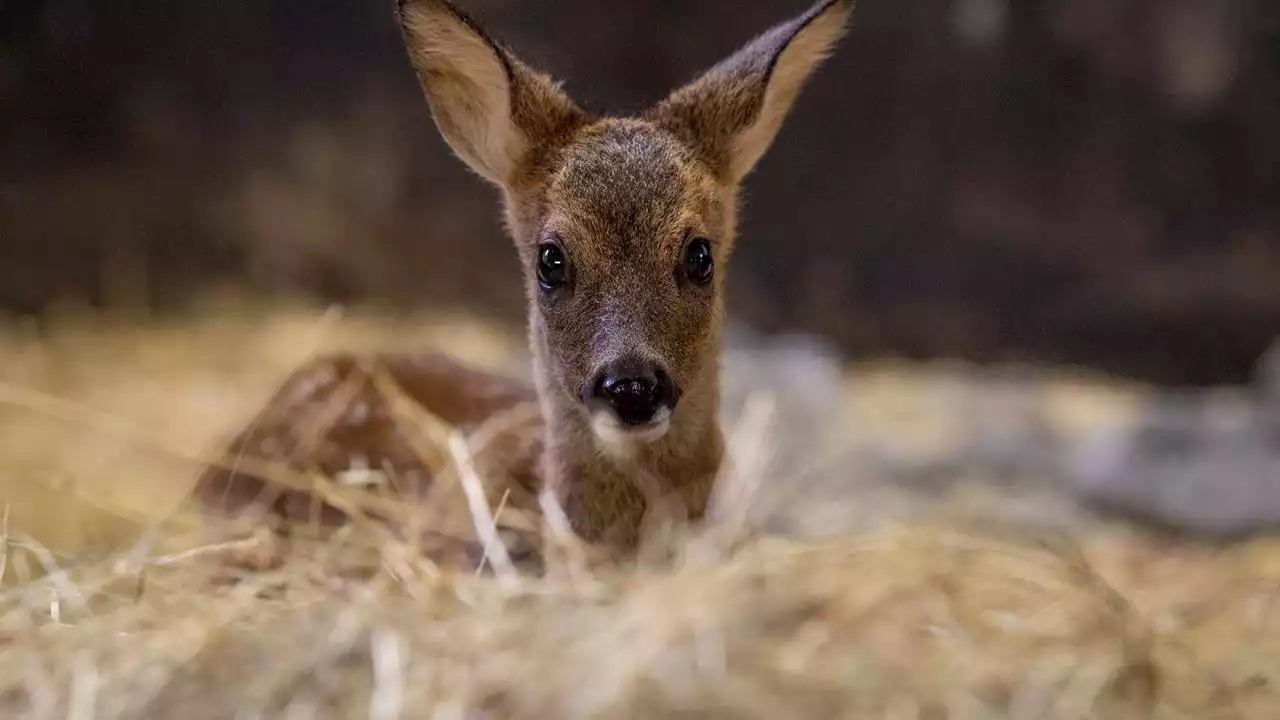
587, 358, 678, 425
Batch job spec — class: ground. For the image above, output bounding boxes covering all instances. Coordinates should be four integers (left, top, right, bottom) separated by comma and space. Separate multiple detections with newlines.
0, 292, 1276, 718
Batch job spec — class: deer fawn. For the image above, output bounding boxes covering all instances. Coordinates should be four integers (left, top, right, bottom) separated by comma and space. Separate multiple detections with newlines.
196, 0, 855, 553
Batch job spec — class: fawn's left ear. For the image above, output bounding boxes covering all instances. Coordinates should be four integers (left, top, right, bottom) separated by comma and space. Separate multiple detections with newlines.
396, 0, 586, 187
647, 0, 854, 183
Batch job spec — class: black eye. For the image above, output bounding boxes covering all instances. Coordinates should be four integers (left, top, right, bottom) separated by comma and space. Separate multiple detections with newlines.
537, 243, 568, 290
684, 237, 714, 284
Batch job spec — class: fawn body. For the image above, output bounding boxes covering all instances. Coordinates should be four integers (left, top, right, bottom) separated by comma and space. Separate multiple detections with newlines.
197, 0, 855, 552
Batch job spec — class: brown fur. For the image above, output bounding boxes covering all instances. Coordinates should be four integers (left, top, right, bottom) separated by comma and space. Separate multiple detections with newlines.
195, 0, 855, 554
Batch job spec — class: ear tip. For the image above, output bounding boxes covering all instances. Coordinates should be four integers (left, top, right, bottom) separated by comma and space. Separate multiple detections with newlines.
397, 0, 450, 9
396, 0, 459, 23
817, 0, 856, 12
808, 0, 857, 47
809, 0, 857, 30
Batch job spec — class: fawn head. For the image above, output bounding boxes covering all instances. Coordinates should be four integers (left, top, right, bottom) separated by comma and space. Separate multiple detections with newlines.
396, 0, 852, 451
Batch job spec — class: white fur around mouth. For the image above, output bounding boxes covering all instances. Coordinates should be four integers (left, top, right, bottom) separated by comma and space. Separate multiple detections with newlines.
590, 408, 671, 455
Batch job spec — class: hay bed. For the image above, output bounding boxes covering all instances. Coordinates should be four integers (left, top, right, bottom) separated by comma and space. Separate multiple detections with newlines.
0, 295, 1277, 718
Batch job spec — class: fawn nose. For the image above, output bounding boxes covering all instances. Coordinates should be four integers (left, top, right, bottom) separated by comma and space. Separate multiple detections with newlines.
586, 357, 678, 425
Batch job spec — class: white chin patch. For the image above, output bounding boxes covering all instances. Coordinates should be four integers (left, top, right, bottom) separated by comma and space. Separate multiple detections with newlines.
591, 409, 670, 458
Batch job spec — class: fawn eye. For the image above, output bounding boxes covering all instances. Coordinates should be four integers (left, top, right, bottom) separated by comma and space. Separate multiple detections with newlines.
536, 243, 569, 290
684, 237, 714, 285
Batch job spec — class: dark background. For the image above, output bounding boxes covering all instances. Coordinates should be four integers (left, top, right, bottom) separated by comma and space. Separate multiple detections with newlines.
2, 0, 1278, 385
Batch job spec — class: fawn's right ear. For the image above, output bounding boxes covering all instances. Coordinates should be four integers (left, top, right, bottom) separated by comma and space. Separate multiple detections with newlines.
648, 0, 854, 184
396, 0, 585, 187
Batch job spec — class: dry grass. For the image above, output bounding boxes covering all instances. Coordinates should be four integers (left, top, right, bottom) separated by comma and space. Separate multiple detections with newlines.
0, 292, 1277, 718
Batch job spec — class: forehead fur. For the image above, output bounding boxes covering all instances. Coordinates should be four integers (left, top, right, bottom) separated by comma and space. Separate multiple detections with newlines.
543, 119, 718, 250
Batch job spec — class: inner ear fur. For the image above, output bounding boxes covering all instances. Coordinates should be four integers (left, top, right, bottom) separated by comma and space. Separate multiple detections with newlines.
647, 0, 855, 183
396, 0, 586, 186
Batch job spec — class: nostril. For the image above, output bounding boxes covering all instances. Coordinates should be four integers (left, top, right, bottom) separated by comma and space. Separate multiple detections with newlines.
654, 368, 678, 406
649, 374, 667, 404
653, 368, 669, 391
597, 374, 643, 399
601, 376, 654, 399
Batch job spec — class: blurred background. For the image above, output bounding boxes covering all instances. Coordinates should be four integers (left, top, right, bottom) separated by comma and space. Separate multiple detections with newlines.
3, 0, 1278, 386
2, 7, 1279, 708
2, 0, 1280, 558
